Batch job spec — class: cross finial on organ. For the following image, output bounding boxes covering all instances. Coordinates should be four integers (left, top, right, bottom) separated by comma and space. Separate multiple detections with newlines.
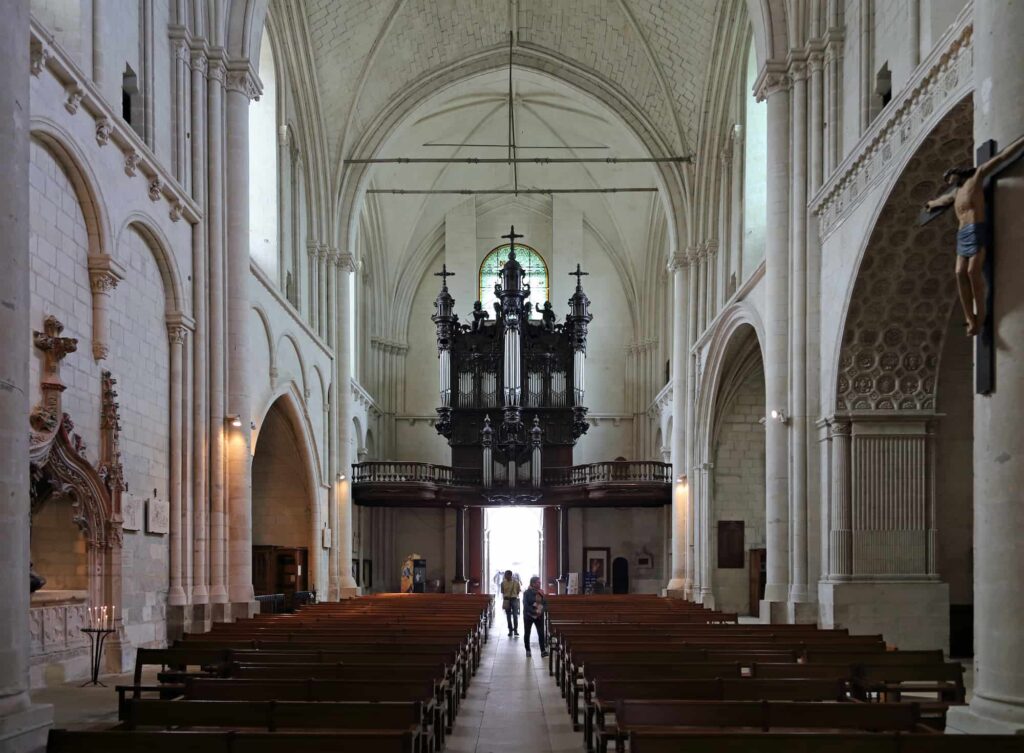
570, 263, 589, 288
434, 264, 454, 289
501, 225, 525, 259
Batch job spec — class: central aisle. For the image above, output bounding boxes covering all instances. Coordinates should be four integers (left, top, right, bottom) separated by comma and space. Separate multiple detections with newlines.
446, 618, 582, 753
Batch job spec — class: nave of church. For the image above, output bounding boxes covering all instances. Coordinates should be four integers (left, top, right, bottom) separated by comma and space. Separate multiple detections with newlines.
3, 0, 1024, 750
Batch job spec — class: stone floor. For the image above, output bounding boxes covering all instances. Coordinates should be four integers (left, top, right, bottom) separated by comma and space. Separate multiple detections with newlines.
446, 618, 582, 753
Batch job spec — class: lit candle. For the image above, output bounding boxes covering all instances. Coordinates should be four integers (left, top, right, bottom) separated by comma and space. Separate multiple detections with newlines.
87, 606, 92, 629
102, 605, 108, 630
112, 605, 116, 628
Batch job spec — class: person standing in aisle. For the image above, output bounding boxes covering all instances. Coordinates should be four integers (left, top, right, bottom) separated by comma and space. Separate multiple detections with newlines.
500, 569, 521, 637
522, 576, 548, 658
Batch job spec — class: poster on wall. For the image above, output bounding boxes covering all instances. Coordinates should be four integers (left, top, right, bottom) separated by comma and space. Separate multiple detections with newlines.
567, 572, 579, 594
582, 547, 610, 594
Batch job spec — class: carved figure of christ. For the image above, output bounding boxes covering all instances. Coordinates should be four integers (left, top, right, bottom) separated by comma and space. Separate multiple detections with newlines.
924, 132, 1024, 336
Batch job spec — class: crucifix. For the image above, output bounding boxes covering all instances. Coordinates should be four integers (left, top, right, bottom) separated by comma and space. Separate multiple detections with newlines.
501, 225, 524, 258
570, 263, 589, 289
920, 133, 1024, 393
434, 263, 455, 289
31, 315, 78, 434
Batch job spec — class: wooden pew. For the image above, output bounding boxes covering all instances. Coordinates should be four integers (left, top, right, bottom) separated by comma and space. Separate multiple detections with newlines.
601, 700, 926, 753
627, 730, 1024, 753
121, 699, 430, 753
48, 728, 416, 753
585, 678, 848, 752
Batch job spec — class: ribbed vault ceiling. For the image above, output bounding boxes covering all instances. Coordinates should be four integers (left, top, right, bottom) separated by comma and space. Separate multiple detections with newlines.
301, 0, 722, 166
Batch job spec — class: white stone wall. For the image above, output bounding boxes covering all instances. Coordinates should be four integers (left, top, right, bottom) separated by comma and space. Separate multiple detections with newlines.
711, 365, 766, 615
577, 507, 666, 594
934, 311, 973, 605
29, 139, 173, 652
252, 402, 313, 552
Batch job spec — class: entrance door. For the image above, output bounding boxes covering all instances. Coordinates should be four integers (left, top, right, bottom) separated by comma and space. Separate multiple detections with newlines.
612, 557, 629, 594
749, 548, 766, 616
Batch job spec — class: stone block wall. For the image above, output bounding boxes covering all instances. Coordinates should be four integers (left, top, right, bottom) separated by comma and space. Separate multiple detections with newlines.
711, 364, 766, 615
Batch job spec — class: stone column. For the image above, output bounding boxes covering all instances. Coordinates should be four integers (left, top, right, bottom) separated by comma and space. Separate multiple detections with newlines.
167, 322, 188, 608
335, 253, 359, 597
190, 49, 210, 615
206, 58, 228, 610
224, 67, 257, 617
0, 2, 52, 745
666, 251, 688, 593
451, 506, 468, 594
948, 0, 1024, 732
87, 256, 124, 360
758, 69, 791, 621
788, 61, 810, 615
559, 505, 570, 591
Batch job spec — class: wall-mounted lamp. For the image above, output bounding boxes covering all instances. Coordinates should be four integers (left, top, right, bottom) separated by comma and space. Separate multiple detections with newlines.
676, 475, 687, 484
336, 473, 346, 482
227, 414, 242, 428
769, 409, 789, 425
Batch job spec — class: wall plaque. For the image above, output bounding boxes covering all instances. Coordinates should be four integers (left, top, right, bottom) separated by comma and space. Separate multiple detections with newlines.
146, 496, 170, 534
122, 493, 143, 531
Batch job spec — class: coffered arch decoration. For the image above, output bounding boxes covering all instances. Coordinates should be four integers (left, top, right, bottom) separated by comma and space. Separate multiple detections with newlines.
835, 97, 972, 412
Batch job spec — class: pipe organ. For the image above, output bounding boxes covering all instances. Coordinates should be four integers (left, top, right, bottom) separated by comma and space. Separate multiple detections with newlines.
432, 227, 593, 497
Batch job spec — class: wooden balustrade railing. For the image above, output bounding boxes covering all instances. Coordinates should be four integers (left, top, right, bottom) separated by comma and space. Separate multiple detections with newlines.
353, 460, 670, 487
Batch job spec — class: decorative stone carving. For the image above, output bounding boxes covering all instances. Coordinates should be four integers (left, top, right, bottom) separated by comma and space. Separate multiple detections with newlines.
336, 251, 356, 272
225, 69, 261, 101
31, 317, 77, 434
148, 177, 163, 202
813, 20, 973, 238
169, 201, 184, 222
124, 150, 140, 177
190, 52, 208, 75
95, 118, 113, 146
835, 101, 972, 412
64, 85, 83, 115
167, 324, 187, 346
207, 59, 225, 84
30, 40, 50, 76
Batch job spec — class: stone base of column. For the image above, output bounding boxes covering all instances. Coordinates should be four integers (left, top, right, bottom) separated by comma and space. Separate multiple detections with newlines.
211, 602, 232, 623
818, 580, 948, 651
785, 600, 818, 624
664, 588, 687, 600
665, 577, 687, 592
946, 698, 1024, 734
191, 602, 213, 634
167, 604, 190, 642
340, 587, 362, 599
450, 580, 468, 595
0, 701, 52, 753
758, 599, 789, 624
698, 588, 715, 609
226, 601, 257, 622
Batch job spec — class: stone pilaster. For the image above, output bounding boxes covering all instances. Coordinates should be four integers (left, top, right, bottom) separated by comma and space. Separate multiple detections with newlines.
0, 1, 53, 747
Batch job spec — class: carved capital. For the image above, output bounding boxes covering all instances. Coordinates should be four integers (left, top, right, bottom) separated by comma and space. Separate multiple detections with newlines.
667, 249, 689, 272
190, 51, 208, 74
808, 51, 825, 74
124, 150, 141, 177
88, 255, 125, 295
755, 69, 790, 102
174, 39, 189, 63
95, 118, 113, 146
831, 420, 851, 437
225, 68, 261, 101
207, 60, 225, 84
789, 60, 808, 83
64, 85, 84, 115
148, 177, 164, 202
167, 324, 187, 346
336, 251, 356, 272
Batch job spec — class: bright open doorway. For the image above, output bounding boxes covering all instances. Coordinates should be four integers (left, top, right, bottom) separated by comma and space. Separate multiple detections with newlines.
484, 507, 543, 595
